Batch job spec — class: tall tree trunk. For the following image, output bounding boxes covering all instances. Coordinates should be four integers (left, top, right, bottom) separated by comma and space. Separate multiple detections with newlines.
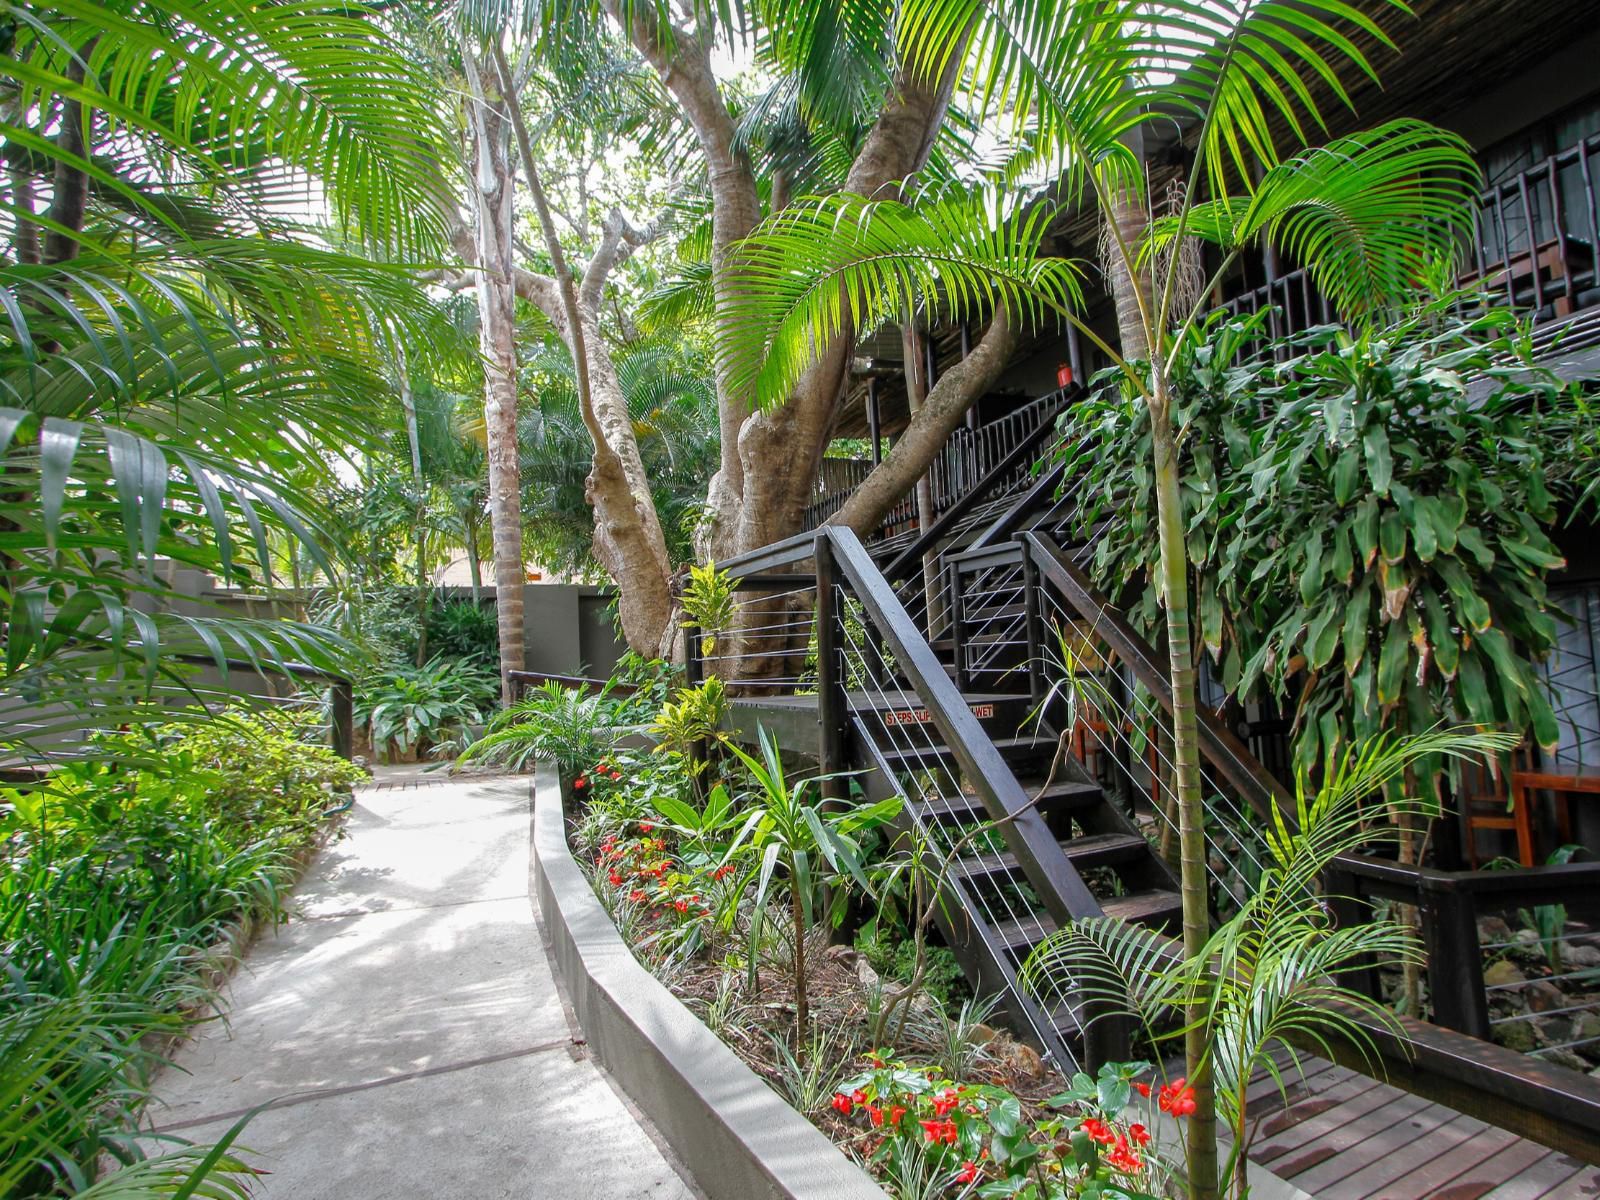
399, 366, 430, 666
835, 312, 1016, 535
490, 43, 675, 657
1151, 376, 1220, 1200
901, 316, 941, 618
461, 47, 525, 704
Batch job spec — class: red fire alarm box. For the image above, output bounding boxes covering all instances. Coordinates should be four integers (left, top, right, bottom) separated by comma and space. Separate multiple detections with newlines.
1056, 363, 1074, 388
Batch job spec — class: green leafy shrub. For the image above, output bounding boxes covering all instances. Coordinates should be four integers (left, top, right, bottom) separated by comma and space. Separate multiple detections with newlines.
354, 656, 499, 761
854, 922, 970, 1011
0, 709, 353, 1196
1062, 304, 1592, 790
460, 681, 620, 775
424, 598, 500, 666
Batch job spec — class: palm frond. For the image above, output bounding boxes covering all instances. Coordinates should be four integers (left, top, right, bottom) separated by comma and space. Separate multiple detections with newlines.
723, 189, 1084, 409
1157, 120, 1481, 322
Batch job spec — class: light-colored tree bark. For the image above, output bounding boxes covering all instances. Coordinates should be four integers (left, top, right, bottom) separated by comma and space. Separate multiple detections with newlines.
460, 44, 525, 703
489, 44, 676, 658
609, 3, 963, 586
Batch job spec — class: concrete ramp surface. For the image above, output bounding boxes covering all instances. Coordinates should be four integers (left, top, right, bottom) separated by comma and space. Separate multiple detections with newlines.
145, 774, 697, 1200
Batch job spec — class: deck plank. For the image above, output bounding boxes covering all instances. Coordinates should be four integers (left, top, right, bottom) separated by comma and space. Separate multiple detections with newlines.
1277, 1092, 1450, 1193
1476, 1152, 1597, 1199
1242, 1053, 1600, 1200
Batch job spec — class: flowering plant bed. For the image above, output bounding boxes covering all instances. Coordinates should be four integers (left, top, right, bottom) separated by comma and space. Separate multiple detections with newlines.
560, 732, 1200, 1200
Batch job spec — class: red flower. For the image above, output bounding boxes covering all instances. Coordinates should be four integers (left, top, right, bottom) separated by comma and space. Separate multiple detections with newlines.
919, 1119, 958, 1145
931, 1087, 961, 1117
607, 870, 624, 886
831, 1093, 854, 1116
640, 821, 654, 832
867, 1105, 884, 1127
1079, 1117, 1115, 1147
851, 1089, 866, 1105
713, 863, 735, 880
673, 898, 689, 914
887, 1104, 907, 1128
1105, 1136, 1144, 1174
628, 889, 647, 903
1128, 1123, 1151, 1147
1158, 1078, 1197, 1118
955, 1161, 979, 1185
573, 776, 587, 790
1133, 1081, 1151, 1098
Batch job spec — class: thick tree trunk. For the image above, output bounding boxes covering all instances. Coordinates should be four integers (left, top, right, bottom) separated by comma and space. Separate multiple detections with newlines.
834, 312, 1017, 535
461, 50, 525, 704
1151, 378, 1220, 1200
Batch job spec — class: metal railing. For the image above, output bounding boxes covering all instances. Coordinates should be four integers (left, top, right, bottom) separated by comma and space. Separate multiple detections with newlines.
802, 390, 1070, 534
1220, 131, 1600, 352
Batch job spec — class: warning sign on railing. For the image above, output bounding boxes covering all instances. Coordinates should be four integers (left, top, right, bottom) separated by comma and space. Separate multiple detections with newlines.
882, 702, 994, 726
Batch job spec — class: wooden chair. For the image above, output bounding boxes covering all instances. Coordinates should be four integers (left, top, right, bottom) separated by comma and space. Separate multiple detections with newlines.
1460, 755, 1536, 868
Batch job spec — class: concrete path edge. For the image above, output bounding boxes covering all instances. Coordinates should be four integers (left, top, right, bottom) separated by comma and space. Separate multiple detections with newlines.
530, 761, 888, 1200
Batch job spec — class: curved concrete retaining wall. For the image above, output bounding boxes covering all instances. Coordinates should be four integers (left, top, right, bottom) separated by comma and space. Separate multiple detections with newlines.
530, 761, 887, 1200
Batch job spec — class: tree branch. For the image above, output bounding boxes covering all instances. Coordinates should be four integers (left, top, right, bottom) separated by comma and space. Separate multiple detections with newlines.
830, 309, 1019, 534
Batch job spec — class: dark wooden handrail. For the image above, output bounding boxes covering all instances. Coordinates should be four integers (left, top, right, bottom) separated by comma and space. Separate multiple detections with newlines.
964, 460, 1069, 555
823, 526, 1104, 925
716, 529, 818, 580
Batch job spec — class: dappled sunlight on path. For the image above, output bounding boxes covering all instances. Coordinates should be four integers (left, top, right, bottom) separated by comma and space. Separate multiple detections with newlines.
144, 775, 698, 1199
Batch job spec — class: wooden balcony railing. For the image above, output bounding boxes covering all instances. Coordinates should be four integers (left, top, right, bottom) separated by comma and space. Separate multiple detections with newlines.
1221, 131, 1600, 352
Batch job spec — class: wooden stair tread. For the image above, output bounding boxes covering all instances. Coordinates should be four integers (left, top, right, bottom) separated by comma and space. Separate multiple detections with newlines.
910, 779, 1100, 822
946, 833, 1149, 885
992, 889, 1184, 951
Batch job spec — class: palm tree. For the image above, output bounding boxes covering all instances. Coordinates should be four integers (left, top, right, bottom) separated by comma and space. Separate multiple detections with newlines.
719, 4, 1479, 1194
0, 0, 453, 763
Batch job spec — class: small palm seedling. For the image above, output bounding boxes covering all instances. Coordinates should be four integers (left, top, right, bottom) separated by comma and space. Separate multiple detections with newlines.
459, 680, 620, 775
723, 726, 901, 1054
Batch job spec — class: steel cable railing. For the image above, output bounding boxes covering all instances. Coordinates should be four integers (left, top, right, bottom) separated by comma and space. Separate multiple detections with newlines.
1032, 584, 1270, 913
830, 583, 1084, 1071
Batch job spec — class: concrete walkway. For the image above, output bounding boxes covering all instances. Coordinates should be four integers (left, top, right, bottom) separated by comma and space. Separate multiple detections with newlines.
146, 773, 698, 1200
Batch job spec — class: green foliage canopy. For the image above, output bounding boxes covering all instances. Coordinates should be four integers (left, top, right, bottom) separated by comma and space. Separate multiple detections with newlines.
1061, 305, 1595, 789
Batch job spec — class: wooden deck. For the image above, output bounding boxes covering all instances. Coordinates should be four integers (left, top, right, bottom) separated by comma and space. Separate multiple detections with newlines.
1246, 1055, 1600, 1198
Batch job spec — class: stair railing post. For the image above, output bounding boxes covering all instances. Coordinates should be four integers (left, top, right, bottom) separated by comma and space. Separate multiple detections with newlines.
330, 678, 354, 760
814, 533, 849, 799
1019, 540, 1045, 713
1421, 880, 1490, 1039
947, 560, 970, 692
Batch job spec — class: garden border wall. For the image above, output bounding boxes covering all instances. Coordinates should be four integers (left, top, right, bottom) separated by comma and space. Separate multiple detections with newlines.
529, 760, 889, 1200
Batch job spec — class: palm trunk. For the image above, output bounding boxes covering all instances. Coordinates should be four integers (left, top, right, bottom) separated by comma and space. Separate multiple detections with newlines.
399, 367, 430, 667
1151, 376, 1220, 1200
461, 49, 525, 704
